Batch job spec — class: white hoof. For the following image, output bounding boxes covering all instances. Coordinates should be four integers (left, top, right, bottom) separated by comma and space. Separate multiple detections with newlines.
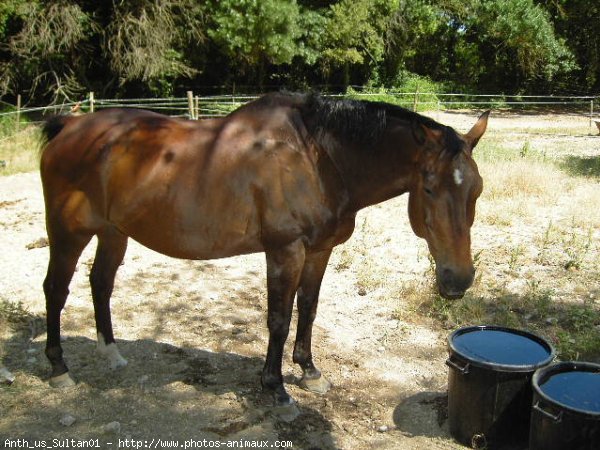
97, 333, 128, 370
49, 372, 76, 388
106, 350, 128, 370
0, 366, 15, 385
299, 375, 332, 394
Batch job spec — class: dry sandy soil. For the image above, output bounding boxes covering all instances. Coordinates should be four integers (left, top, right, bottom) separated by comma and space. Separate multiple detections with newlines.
0, 111, 599, 449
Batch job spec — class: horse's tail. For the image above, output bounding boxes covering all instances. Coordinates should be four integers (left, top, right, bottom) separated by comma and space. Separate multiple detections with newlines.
39, 115, 71, 157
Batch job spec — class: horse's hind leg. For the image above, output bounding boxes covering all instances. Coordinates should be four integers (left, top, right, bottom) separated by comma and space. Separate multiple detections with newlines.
44, 232, 92, 387
292, 249, 333, 394
90, 228, 128, 370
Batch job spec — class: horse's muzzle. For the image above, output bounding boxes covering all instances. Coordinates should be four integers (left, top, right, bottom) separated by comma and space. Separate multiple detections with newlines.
436, 266, 475, 300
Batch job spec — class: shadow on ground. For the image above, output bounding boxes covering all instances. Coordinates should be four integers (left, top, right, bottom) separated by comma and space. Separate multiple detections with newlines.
393, 391, 449, 439
1, 328, 336, 449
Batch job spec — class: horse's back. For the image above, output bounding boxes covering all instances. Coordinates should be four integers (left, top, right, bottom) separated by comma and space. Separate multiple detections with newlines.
40, 103, 338, 259
40, 109, 194, 174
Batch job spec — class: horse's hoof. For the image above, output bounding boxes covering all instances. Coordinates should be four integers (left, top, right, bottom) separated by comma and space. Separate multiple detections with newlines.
272, 399, 300, 422
98, 340, 128, 370
0, 366, 15, 385
108, 354, 128, 370
49, 372, 76, 388
300, 375, 332, 394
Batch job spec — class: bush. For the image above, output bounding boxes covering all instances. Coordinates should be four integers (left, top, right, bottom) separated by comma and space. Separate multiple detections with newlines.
345, 71, 445, 111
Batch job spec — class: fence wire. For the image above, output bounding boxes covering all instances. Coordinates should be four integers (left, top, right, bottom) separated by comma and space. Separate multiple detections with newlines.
0, 91, 598, 124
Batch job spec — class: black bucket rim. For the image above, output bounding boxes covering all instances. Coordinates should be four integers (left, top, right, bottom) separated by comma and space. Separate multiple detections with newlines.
532, 361, 600, 418
447, 325, 556, 372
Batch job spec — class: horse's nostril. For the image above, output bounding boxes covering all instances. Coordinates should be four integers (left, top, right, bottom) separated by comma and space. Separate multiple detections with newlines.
441, 268, 454, 284
438, 266, 475, 293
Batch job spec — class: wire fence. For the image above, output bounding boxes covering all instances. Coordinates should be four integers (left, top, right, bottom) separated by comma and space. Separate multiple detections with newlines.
1, 90, 599, 133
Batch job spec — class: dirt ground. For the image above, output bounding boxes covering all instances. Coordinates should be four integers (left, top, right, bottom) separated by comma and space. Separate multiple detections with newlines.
1, 111, 599, 449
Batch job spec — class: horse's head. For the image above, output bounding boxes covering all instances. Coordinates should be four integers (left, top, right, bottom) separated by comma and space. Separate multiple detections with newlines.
408, 111, 489, 299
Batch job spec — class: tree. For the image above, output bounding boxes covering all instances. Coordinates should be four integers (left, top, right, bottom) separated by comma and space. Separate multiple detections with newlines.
105, 0, 205, 96
0, 0, 205, 101
319, 0, 398, 86
536, 0, 600, 92
385, 0, 574, 92
0, 0, 590, 103
0, 0, 95, 101
207, 0, 304, 88
476, 0, 574, 90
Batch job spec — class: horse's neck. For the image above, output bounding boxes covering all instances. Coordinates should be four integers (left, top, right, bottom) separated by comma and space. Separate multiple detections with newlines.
323, 138, 416, 211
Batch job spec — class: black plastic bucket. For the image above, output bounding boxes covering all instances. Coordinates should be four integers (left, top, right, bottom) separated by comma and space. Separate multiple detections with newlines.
530, 361, 600, 450
446, 325, 555, 449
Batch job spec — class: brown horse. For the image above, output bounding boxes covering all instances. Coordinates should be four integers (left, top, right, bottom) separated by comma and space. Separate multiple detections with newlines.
40, 92, 488, 406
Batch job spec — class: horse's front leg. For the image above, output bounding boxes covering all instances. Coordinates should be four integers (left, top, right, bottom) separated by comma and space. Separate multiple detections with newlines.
262, 240, 305, 405
292, 249, 333, 394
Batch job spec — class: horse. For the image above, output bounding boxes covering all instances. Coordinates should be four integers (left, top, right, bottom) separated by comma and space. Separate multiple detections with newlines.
39, 92, 489, 407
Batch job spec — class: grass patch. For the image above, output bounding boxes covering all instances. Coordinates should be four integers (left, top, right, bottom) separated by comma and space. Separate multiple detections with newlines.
556, 300, 600, 359
480, 159, 568, 201
475, 157, 570, 227
405, 280, 600, 362
0, 125, 40, 175
561, 155, 600, 179
0, 298, 35, 330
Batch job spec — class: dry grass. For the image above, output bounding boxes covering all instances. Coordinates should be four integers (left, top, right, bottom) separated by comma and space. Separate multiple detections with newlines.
480, 159, 569, 201
0, 126, 40, 175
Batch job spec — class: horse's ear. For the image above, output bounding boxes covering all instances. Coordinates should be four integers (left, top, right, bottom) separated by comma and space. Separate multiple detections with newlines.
412, 120, 427, 145
412, 120, 443, 146
465, 110, 490, 150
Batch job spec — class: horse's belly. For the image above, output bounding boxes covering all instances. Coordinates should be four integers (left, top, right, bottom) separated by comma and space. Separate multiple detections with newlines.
113, 197, 265, 260
124, 220, 264, 260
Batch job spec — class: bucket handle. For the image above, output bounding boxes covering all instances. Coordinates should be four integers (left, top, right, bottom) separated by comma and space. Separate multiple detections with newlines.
446, 357, 470, 374
533, 401, 563, 423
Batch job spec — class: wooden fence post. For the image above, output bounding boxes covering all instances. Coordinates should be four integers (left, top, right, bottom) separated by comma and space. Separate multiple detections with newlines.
194, 95, 200, 120
89, 92, 95, 113
187, 91, 195, 119
15, 94, 21, 135
413, 84, 420, 112
590, 99, 594, 134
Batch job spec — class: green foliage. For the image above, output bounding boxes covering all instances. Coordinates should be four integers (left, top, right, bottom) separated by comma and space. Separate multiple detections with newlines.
0, 0, 594, 100
319, 0, 398, 85
387, 0, 575, 91
346, 72, 444, 111
208, 0, 303, 86
556, 301, 600, 360
561, 156, 600, 179
106, 0, 205, 88
321, 0, 396, 66
296, 9, 328, 66
540, 0, 600, 90
477, 0, 576, 81
0, 0, 27, 36
0, 0, 94, 100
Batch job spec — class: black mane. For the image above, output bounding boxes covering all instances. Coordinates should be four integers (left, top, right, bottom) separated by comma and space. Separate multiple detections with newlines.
293, 92, 463, 154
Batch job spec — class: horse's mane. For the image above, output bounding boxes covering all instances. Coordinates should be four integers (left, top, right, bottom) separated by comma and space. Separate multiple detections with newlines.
250, 92, 463, 155
302, 92, 464, 154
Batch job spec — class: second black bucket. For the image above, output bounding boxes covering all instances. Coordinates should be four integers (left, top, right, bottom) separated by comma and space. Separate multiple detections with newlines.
447, 325, 555, 449
530, 361, 600, 450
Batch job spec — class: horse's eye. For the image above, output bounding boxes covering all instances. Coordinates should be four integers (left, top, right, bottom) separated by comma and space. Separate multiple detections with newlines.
424, 187, 434, 197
